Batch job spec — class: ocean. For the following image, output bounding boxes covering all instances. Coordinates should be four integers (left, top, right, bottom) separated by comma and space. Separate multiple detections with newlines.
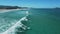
0, 8, 60, 34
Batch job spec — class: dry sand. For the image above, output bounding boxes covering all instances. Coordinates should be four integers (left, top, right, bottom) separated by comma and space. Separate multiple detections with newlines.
0, 9, 21, 13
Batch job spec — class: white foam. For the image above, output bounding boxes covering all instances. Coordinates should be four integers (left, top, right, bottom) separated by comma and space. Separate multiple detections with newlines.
0, 11, 30, 34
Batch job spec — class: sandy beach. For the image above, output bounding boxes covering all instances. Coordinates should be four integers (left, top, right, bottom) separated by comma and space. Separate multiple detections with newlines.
0, 9, 21, 13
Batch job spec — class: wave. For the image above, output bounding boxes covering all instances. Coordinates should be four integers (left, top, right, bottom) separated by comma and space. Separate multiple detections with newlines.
0, 11, 30, 34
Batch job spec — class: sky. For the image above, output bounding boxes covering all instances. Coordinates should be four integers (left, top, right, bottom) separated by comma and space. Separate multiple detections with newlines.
0, 0, 60, 8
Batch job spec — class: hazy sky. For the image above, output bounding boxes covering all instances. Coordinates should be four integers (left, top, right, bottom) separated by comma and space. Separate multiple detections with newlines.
0, 0, 59, 8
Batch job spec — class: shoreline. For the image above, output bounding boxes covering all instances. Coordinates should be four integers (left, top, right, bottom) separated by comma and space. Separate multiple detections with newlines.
0, 9, 21, 13
0, 9, 28, 13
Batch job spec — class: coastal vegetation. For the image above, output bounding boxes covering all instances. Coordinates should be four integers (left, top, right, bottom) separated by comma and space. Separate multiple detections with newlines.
0, 5, 28, 9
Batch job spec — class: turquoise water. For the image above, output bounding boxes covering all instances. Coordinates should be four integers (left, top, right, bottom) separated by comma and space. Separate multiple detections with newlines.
27, 8, 60, 34
0, 8, 60, 34
0, 10, 28, 33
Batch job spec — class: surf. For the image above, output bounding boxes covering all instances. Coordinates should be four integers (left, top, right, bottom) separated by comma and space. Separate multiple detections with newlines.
0, 11, 30, 34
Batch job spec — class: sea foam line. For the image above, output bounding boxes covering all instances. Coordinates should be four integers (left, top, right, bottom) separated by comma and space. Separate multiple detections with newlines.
0, 11, 30, 34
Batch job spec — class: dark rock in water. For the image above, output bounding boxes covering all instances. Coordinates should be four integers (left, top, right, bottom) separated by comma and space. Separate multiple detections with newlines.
21, 21, 27, 25
15, 16, 31, 34
15, 26, 30, 34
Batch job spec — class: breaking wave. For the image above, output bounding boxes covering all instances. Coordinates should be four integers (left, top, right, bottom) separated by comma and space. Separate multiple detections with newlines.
0, 11, 30, 34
